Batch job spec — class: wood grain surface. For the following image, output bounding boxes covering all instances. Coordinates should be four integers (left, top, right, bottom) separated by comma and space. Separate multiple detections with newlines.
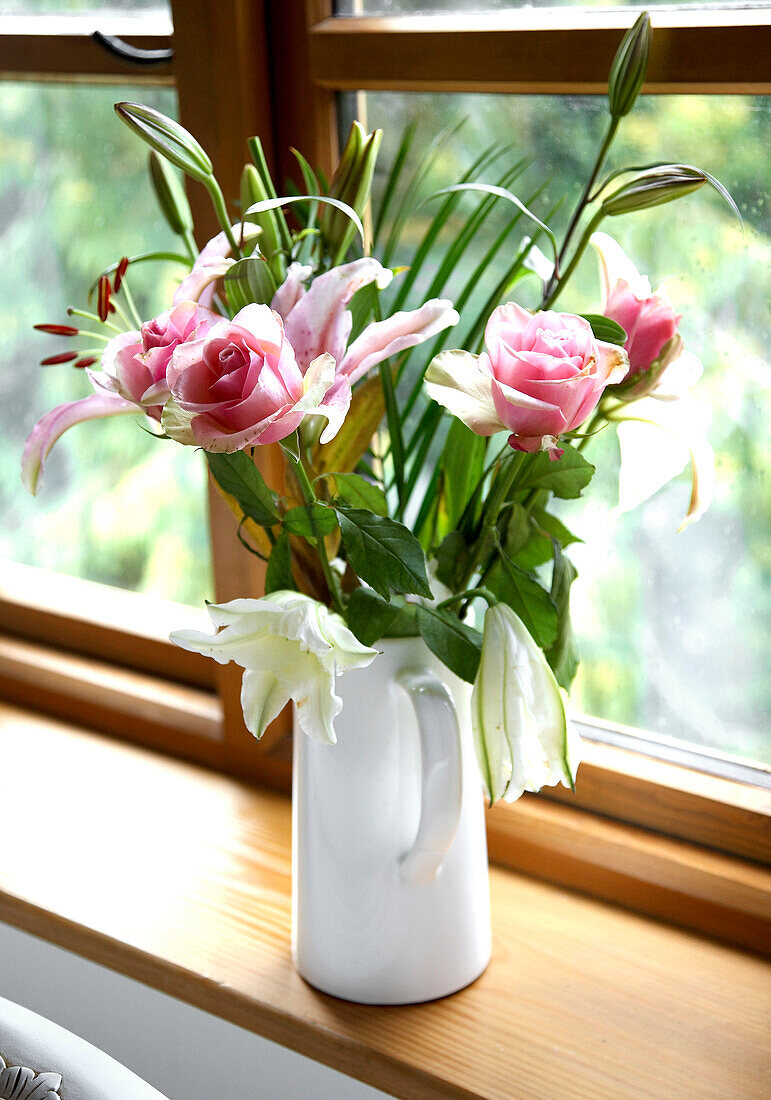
1, 704, 768, 1100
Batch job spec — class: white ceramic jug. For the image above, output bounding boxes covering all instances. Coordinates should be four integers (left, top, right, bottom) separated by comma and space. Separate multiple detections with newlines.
292, 636, 491, 1004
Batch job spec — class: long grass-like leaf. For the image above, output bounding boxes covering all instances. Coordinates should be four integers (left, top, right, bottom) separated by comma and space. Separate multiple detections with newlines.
413, 461, 443, 546
382, 119, 466, 268
380, 361, 407, 517
390, 144, 520, 313
244, 196, 365, 248
373, 122, 417, 246
428, 182, 559, 270
403, 403, 445, 501
88, 250, 191, 298
289, 148, 322, 262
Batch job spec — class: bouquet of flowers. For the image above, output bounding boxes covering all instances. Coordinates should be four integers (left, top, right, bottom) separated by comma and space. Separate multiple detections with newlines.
22, 14, 735, 804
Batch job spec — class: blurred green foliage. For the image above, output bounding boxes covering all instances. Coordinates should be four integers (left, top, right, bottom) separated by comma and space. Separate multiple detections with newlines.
1, 83, 212, 606
358, 91, 769, 762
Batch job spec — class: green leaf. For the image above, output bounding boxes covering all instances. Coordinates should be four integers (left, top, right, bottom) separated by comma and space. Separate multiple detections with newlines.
379, 360, 406, 515
280, 433, 301, 463
544, 542, 579, 689
581, 313, 627, 346
531, 507, 582, 548
244, 195, 365, 248
427, 181, 559, 268
335, 507, 432, 601
486, 553, 559, 650
437, 419, 488, 539
517, 444, 595, 499
206, 451, 278, 527
115, 102, 213, 183
224, 256, 276, 311
346, 587, 399, 646
332, 473, 388, 516
373, 120, 416, 246
435, 531, 470, 591
415, 605, 482, 684
283, 503, 339, 539
264, 532, 296, 594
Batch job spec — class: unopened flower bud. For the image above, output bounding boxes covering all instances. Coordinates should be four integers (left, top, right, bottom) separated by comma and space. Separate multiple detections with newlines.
241, 164, 278, 260
471, 603, 581, 804
608, 12, 651, 119
320, 121, 382, 261
148, 151, 193, 237
601, 167, 706, 216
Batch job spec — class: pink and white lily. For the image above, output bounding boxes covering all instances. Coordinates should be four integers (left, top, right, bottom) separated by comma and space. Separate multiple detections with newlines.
22, 300, 218, 494
272, 257, 459, 386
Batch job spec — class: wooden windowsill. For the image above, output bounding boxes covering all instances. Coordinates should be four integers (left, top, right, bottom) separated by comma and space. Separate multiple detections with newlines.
1, 704, 768, 1099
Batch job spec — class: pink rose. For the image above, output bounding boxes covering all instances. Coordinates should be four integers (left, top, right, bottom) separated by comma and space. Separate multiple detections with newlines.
98, 300, 219, 419
425, 303, 628, 458
163, 303, 342, 452
591, 232, 681, 380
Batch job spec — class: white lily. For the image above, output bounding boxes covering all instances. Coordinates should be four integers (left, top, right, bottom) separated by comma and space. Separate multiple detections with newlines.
606, 350, 715, 530
170, 592, 377, 744
471, 604, 581, 803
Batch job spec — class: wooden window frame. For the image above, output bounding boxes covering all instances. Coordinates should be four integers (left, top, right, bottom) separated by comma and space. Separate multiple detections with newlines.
1, 1, 768, 936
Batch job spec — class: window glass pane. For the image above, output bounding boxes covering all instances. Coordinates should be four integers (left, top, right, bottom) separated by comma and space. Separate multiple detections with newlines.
3, 83, 212, 607
349, 91, 769, 763
336, 1, 763, 12
0, 2, 170, 15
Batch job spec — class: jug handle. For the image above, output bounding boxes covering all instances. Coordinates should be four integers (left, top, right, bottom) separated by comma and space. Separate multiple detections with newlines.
396, 669, 463, 885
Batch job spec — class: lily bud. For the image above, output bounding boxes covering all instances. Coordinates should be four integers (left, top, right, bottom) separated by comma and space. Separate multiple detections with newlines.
471, 603, 580, 804
241, 163, 281, 261
320, 120, 382, 260
608, 12, 651, 119
149, 150, 193, 237
115, 102, 213, 184
601, 166, 706, 216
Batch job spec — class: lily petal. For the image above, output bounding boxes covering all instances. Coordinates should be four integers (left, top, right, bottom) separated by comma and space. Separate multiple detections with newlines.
591, 230, 651, 305
611, 394, 715, 529
282, 257, 393, 372
171, 593, 377, 745
338, 299, 459, 385
471, 603, 580, 804
173, 258, 234, 306
271, 262, 313, 320
241, 669, 290, 739
21, 391, 136, 494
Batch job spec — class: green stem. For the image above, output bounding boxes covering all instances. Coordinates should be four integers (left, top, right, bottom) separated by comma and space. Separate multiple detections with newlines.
543, 210, 604, 310
182, 228, 199, 262
458, 450, 526, 591
108, 297, 137, 333
541, 116, 619, 308
69, 308, 121, 334
119, 276, 143, 330
436, 587, 497, 611
286, 446, 346, 615
205, 178, 240, 257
